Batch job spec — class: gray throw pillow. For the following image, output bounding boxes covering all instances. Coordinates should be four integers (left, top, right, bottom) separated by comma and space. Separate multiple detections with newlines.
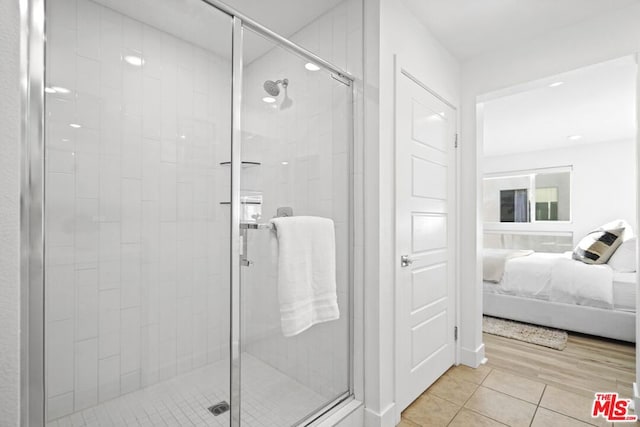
573, 227, 624, 265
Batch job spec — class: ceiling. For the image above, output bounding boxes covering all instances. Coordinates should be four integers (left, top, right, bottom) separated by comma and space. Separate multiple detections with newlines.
403, 0, 640, 60
225, 0, 344, 36
95, 0, 345, 62
482, 56, 637, 157
225, 0, 345, 62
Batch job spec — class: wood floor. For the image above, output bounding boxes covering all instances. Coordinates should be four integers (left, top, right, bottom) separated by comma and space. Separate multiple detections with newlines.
399, 332, 636, 426
484, 331, 635, 400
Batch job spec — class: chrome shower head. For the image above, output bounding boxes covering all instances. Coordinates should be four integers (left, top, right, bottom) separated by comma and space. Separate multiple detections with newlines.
263, 80, 280, 96
263, 78, 289, 97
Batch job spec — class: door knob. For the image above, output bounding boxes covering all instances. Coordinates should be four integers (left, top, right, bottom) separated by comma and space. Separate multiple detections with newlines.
401, 255, 413, 267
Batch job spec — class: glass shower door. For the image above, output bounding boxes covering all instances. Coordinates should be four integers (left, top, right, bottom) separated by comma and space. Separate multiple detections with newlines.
43, 0, 232, 424
238, 28, 353, 426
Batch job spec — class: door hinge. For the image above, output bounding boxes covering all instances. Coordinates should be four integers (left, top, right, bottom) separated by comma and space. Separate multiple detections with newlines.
454, 133, 459, 148
454, 326, 458, 340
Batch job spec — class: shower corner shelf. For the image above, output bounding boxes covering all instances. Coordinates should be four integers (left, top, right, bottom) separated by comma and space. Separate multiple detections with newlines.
220, 189, 263, 207
219, 161, 261, 168
219, 201, 262, 205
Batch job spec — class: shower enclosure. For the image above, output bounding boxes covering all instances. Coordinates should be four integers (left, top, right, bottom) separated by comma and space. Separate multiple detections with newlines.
26, 0, 354, 425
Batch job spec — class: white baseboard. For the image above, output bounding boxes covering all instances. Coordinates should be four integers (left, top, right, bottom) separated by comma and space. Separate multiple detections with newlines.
459, 343, 485, 367
364, 403, 396, 427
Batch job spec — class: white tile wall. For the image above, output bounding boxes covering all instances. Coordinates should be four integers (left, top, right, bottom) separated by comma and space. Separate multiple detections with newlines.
45, 0, 231, 420
74, 338, 98, 411
76, 269, 98, 341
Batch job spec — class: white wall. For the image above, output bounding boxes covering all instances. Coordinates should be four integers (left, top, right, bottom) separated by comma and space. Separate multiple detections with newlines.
0, 0, 22, 424
363, 0, 460, 425
459, 2, 640, 409
484, 139, 637, 246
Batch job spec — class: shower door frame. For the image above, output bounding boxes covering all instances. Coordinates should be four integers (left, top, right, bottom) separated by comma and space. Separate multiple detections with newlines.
21, 0, 356, 425
224, 6, 356, 426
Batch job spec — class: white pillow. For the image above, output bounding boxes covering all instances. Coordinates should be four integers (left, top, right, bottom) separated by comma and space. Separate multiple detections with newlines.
600, 219, 635, 241
608, 237, 637, 272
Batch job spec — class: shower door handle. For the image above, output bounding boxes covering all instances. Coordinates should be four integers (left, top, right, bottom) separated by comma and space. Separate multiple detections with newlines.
240, 227, 253, 267
239, 221, 277, 267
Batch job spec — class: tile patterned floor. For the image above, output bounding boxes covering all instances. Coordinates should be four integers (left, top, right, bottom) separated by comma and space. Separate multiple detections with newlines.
400, 365, 610, 427
400, 362, 629, 427
401, 332, 639, 426
48, 354, 327, 427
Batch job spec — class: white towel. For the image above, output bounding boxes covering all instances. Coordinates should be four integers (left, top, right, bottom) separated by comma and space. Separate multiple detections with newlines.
270, 216, 340, 337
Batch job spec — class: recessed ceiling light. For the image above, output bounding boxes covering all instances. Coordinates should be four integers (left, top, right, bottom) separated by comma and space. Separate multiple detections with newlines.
180, 134, 186, 139
305, 62, 320, 71
549, 81, 564, 88
51, 86, 71, 93
281, 161, 289, 165
45, 87, 56, 94
567, 134, 582, 140
124, 55, 144, 67
69, 123, 82, 129
262, 96, 276, 104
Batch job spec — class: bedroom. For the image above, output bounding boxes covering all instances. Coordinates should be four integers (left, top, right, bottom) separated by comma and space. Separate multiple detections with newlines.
478, 53, 638, 390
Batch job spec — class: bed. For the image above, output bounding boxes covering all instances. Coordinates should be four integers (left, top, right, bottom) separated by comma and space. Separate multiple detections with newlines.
483, 249, 637, 342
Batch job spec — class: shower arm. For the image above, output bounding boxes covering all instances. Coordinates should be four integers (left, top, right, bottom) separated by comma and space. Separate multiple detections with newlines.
271, 78, 289, 89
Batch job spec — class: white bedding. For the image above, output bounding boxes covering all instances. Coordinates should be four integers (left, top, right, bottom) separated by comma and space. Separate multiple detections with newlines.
483, 249, 534, 282
500, 252, 559, 298
613, 272, 637, 312
550, 254, 613, 308
488, 251, 621, 310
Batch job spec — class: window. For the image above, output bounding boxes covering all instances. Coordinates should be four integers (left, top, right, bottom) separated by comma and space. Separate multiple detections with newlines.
484, 167, 571, 223
500, 189, 529, 222
535, 187, 558, 220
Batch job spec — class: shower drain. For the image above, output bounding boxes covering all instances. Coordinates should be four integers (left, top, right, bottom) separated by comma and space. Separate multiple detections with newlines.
208, 401, 230, 416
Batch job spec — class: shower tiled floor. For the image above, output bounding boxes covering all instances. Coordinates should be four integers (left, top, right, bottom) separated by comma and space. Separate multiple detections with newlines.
48, 354, 328, 427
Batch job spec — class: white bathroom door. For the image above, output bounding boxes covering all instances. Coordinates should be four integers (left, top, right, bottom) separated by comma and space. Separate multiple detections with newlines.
395, 69, 457, 413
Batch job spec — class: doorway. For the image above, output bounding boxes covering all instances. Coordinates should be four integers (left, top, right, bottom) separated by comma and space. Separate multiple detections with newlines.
476, 54, 638, 407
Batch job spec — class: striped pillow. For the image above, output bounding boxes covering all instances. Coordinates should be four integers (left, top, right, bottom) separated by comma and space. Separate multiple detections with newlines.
573, 227, 624, 264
